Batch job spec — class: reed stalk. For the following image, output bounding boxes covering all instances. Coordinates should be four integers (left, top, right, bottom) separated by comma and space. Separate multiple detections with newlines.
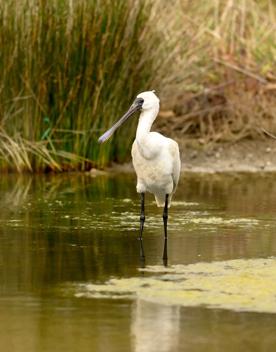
0, 0, 169, 171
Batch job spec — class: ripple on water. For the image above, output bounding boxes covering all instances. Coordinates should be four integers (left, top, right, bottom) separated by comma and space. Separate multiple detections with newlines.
74, 257, 276, 314
2, 212, 260, 232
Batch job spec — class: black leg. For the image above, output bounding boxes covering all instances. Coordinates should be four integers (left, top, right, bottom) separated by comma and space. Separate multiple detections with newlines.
139, 193, 145, 261
162, 238, 168, 266
162, 194, 169, 262
163, 194, 169, 239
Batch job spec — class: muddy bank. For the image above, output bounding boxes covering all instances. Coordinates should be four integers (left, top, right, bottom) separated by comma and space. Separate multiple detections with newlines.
104, 139, 276, 174
180, 139, 276, 173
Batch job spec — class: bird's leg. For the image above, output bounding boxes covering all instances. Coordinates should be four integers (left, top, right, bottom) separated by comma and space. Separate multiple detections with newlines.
162, 238, 168, 266
139, 240, 146, 267
139, 193, 146, 260
163, 194, 169, 239
162, 194, 169, 262
139, 193, 145, 239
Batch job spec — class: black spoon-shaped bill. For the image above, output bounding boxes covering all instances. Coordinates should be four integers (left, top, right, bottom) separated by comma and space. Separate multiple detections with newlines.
98, 98, 144, 143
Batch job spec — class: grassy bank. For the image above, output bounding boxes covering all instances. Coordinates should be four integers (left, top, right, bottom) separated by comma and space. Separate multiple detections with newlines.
0, 0, 275, 172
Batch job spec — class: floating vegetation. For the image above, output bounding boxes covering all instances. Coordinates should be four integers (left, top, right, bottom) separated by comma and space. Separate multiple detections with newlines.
189, 217, 259, 226
75, 257, 276, 314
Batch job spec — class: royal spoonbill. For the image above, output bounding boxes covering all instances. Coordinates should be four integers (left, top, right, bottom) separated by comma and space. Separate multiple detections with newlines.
98, 91, 181, 257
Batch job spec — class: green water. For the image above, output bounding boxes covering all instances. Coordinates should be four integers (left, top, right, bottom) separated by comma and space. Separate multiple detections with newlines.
1, 173, 276, 351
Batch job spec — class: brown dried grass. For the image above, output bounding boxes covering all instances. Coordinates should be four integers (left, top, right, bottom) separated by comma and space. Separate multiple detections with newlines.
155, 0, 276, 143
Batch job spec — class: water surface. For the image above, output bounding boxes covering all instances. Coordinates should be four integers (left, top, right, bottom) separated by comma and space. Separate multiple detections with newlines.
1, 172, 276, 351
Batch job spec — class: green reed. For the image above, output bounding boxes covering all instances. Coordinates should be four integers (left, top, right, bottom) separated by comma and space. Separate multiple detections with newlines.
0, 0, 159, 171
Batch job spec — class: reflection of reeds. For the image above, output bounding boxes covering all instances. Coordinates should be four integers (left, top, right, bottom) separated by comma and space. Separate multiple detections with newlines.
0, 0, 176, 171
1, 176, 32, 209
0, 174, 139, 293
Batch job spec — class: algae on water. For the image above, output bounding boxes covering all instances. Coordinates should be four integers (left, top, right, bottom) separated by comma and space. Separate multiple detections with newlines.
75, 257, 276, 314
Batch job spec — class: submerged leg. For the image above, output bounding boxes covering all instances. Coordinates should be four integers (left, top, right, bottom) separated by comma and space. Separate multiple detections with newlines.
139, 193, 145, 260
162, 194, 169, 262
162, 238, 168, 266
139, 239, 145, 267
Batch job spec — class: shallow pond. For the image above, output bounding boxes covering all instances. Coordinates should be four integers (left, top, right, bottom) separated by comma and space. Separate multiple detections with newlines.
1, 172, 276, 351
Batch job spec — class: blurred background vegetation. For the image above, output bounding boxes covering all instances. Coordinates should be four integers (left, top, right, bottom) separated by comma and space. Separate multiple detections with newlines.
0, 0, 275, 172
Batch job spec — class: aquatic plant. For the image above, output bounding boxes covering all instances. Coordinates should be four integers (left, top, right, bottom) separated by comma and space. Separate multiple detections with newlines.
75, 258, 276, 314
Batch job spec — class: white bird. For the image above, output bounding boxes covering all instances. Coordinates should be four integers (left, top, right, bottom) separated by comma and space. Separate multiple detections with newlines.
98, 91, 181, 260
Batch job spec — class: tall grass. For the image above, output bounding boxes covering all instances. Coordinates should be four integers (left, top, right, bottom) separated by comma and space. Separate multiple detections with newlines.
1, 0, 276, 172
0, 0, 177, 172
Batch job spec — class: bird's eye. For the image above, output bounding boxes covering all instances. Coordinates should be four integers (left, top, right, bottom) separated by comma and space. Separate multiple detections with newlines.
135, 98, 144, 107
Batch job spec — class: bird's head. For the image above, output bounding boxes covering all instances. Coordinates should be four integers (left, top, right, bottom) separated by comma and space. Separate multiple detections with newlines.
136, 90, 160, 111
98, 90, 159, 143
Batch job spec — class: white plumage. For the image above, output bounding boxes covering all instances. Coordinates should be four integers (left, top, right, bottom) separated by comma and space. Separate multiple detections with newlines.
98, 90, 181, 255
131, 91, 180, 207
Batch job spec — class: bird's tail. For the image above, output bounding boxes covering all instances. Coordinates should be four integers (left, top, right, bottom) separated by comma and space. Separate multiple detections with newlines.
154, 194, 172, 208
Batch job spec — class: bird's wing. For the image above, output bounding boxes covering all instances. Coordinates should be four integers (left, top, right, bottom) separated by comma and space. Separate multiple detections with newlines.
169, 140, 181, 192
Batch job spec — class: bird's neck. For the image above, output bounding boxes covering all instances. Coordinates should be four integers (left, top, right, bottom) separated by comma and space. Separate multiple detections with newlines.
136, 107, 159, 141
